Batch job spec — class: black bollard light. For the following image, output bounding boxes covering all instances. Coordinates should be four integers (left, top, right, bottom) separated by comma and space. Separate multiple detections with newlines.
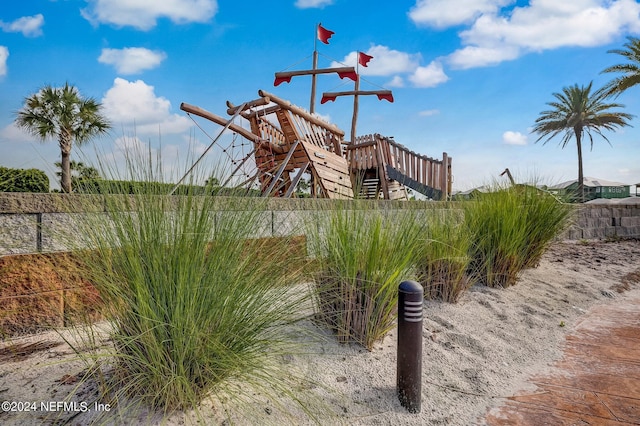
397, 280, 423, 413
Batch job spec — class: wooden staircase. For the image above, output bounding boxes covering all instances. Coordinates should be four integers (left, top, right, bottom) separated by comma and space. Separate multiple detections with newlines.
347, 134, 451, 200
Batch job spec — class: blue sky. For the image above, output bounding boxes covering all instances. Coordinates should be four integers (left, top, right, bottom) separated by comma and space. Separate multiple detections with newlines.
1, 0, 640, 192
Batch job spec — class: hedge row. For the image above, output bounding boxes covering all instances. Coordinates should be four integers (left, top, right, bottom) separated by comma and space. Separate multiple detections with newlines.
0, 167, 49, 193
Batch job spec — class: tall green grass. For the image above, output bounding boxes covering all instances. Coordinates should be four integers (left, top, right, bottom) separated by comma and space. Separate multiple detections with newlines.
464, 183, 572, 288
305, 202, 423, 350
68, 152, 315, 417
415, 210, 473, 302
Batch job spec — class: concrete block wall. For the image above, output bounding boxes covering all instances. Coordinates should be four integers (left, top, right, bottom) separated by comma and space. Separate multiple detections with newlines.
563, 204, 640, 240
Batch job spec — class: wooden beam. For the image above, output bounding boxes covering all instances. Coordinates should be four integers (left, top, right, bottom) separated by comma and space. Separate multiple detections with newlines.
226, 97, 271, 116
263, 140, 301, 197
258, 90, 345, 137
274, 66, 357, 85
284, 162, 310, 198
180, 102, 285, 153
241, 104, 281, 119
345, 140, 377, 150
321, 90, 393, 104
181, 102, 260, 143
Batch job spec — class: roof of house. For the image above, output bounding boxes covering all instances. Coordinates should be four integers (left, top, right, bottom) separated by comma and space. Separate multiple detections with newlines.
550, 177, 629, 189
585, 196, 640, 204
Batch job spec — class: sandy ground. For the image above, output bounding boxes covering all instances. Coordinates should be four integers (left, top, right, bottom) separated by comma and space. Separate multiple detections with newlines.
1, 239, 639, 425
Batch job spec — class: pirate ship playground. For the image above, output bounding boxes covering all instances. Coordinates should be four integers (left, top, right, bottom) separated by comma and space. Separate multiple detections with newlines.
179, 24, 452, 200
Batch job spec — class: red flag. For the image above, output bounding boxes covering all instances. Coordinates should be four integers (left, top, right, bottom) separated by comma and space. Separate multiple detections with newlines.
321, 94, 338, 104
338, 70, 358, 82
274, 75, 292, 86
317, 24, 334, 44
358, 52, 373, 67
377, 92, 394, 103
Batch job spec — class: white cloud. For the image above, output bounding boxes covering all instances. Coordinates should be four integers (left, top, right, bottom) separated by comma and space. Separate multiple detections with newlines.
332, 45, 450, 89
408, 61, 449, 87
0, 14, 44, 37
333, 45, 422, 76
0, 122, 33, 142
448, 45, 520, 69
294, 0, 333, 8
0, 46, 8, 77
503, 130, 528, 145
82, 0, 217, 30
99, 47, 167, 74
409, 0, 513, 28
446, 0, 640, 69
419, 109, 440, 117
101, 78, 192, 135
387, 76, 405, 87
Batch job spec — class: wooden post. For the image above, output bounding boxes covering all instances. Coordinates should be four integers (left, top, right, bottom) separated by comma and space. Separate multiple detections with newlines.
284, 162, 310, 198
350, 75, 360, 143
441, 152, 449, 200
264, 140, 301, 197
375, 141, 390, 200
311, 50, 318, 114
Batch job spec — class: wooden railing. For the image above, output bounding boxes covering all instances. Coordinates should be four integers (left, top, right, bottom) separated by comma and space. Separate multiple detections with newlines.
347, 134, 452, 199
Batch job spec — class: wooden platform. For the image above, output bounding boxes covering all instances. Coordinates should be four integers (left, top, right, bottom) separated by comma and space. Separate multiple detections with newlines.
485, 298, 640, 425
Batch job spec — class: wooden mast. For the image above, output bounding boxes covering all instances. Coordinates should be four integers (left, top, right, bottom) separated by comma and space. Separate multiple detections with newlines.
321, 51, 393, 143
310, 34, 318, 114
351, 73, 360, 144
321, 89, 393, 142
273, 23, 357, 114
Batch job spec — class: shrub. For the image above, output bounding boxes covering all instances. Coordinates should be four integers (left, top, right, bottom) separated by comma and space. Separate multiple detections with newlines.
70, 169, 313, 416
415, 210, 472, 302
464, 184, 572, 288
0, 166, 49, 192
306, 202, 422, 350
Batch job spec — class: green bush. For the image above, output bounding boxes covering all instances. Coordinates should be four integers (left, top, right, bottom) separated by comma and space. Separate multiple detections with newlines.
464, 184, 572, 288
415, 210, 472, 302
0, 166, 49, 192
306, 203, 422, 350
70, 174, 313, 416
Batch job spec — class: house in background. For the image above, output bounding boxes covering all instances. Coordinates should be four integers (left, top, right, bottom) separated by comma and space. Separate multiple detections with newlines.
549, 177, 630, 202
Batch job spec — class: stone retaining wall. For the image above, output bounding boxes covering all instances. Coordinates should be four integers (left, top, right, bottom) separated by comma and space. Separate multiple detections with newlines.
1, 193, 638, 256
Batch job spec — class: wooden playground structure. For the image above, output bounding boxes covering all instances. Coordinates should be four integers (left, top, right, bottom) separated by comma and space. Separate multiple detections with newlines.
180, 90, 452, 200
178, 24, 451, 200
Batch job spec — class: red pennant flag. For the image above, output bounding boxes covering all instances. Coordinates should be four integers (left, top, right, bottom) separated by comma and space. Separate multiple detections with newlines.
377, 93, 394, 103
338, 70, 358, 82
358, 52, 374, 67
317, 24, 334, 44
321, 94, 338, 104
274, 75, 292, 86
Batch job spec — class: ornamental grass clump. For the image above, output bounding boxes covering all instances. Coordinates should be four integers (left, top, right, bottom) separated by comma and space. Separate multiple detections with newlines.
415, 210, 473, 303
70, 162, 313, 416
306, 202, 422, 350
464, 183, 572, 288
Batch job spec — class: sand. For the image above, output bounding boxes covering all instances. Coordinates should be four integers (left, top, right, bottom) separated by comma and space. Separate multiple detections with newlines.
1, 239, 639, 425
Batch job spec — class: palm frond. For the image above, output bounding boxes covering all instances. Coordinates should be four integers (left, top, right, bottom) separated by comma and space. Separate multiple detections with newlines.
601, 36, 640, 97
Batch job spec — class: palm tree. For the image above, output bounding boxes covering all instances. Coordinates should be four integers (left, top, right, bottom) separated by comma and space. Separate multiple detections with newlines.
54, 160, 101, 190
601, 36, 640, 98
15, 83, 110, 193
532, 82, 632, 202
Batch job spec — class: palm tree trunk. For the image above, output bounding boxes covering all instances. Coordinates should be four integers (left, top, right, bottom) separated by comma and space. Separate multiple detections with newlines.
59, 129, 73, 193
575, 127, 584, 203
